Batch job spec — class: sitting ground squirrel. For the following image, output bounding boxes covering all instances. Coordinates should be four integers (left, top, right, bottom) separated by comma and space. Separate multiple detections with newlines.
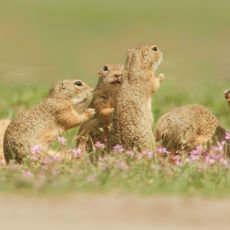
224, 89, 230, 109
77, 64, 124, 152
155, 104, 227, 153
0, 119, 11, 162
110, 44, 164, 152
4, 80, 95, 163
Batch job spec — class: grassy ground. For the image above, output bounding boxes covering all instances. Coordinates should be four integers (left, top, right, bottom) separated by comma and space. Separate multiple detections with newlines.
0, 0, 229, 196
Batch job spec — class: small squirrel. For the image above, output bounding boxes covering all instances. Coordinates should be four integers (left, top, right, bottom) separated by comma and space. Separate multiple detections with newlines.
155, 104, 227, 153
224, 89, 230, 109
77, 64, 124, 152
4, 80, 95, 163
0, 119, 11, 162
110, 44, 164, 151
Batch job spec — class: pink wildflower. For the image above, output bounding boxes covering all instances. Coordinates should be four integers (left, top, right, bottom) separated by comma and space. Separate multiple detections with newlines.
205, 155, 215, 165
143, 150, 154, 159
112, 144, 124, 153
72, 148, 82, 158
31, 155, 38, 161
23, 170, 33, 178
95, 141, 105, 149
52, 153, 62, 161
190, 145, 203, 156
156, 147, 169, 155
189, 154, 200, 161
126, 150, 135, 157
219, 157, 228, 167
225, 132, 230, 140
116, 160, 129, 171
57, 136, 66, 145
31, 145, 42, 154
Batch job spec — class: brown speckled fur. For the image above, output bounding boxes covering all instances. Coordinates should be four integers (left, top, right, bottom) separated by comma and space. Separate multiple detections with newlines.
77, 64, 124, 152
110, 44, 164, 151
4, 80, 94, 163
0, 119, 11, 162
155, 104, 225, 153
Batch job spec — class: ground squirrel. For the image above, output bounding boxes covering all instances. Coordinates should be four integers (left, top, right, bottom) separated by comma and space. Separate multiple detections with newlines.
224, 89, 230, 110
77, 64, 124, 152
110, 44, 164, 151
0, 119, 11, 162
4, 80, 95, 163
155, 104, 227, 153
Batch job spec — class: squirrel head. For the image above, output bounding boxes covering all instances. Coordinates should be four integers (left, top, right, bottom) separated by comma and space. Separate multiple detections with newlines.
48, 80, 93, 105
126, 44, 163, 72
97, 64, 124, 85
224, 89, 230, 102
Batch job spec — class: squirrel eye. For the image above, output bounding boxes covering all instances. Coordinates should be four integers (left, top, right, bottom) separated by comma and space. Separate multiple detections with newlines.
74, 81, 83, 86
152, 46, 158, 51
103, 66, 109, 71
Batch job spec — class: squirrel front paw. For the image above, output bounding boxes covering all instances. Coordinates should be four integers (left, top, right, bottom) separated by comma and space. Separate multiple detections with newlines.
84, 108, 96, 118
157, 73, 165, 82
101, 108, 114, 116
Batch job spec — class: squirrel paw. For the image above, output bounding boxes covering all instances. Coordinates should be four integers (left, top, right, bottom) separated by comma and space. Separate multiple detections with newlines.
157, 73, 165, 82
84, 108, 96, 118
101, 108, 114, 116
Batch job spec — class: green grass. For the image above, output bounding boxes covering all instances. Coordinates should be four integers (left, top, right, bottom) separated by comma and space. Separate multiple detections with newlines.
0, 145, 229, 197
0, 0, 229, 196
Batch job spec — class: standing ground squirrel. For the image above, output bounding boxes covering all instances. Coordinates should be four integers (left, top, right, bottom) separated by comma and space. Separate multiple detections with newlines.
4, 80, 95, 163
110, 44, 164, 151
224, 89, 230, 110
77, 64, 124, 152
0, 119, 11, 162
155, 104, 227, 153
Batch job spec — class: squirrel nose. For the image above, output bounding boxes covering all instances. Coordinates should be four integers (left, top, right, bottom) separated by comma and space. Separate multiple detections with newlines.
114, 74, 121, 78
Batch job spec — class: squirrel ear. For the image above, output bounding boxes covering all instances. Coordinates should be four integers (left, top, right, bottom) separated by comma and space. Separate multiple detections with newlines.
61, 83, 66, 90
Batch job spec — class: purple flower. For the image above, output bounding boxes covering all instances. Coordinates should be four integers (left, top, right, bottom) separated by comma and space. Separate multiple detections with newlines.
72, 148, 82, 158
190, 145, 203, 156
156, 147, 169, 155
31, 145, 42, 154
23, 170, 33, 178
112, 144, 124, 153
219, 157, 228, 167
126, 150, 135, 157
52, 153, 62, 161
205, 155, 215, 165
143, 150, 154, 159
95, 141, 105, 149
57, 136, 66, 145
116, 160, 129, 171
225, 132, 230, 140
189, 154, 200, 161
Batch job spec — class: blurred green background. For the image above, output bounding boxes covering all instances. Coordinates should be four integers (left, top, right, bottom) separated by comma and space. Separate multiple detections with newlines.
0, 0, 229, 127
